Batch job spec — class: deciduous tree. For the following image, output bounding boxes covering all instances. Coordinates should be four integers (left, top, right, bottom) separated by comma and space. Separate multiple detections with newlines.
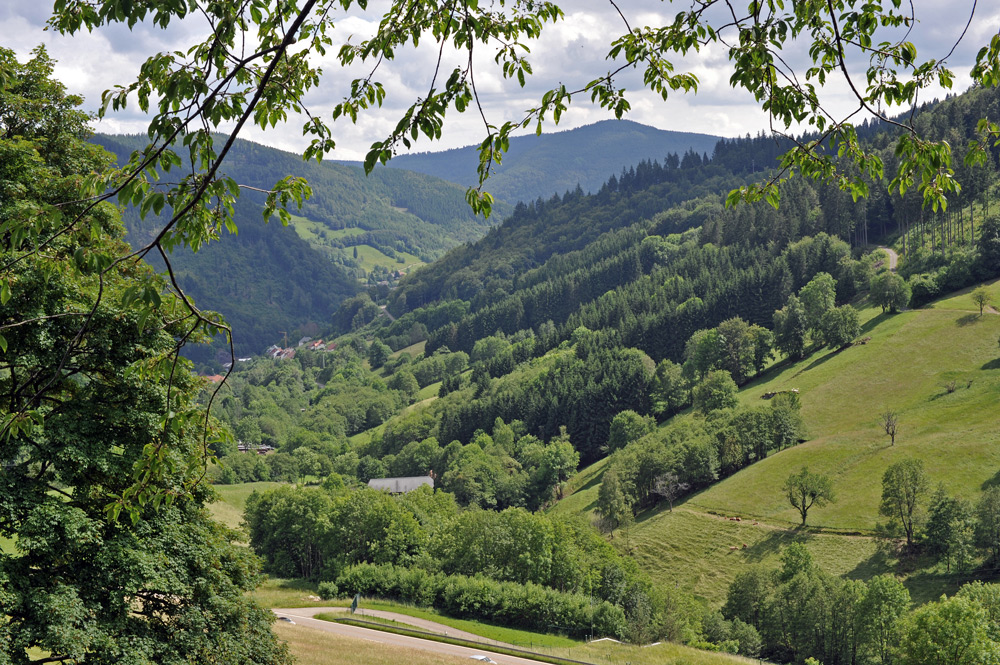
0, 47, 289, 664
783, 467, 837, 526
880, 459, 930, 548
880, 409, 900, 446
972, 286, 994, 316
870, 272, 912, 313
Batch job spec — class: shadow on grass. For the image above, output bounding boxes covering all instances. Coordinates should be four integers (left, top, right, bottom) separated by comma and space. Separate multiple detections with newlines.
796, 347, 846, 375
572, 471, 604, 496
903, 569, 983, 606
982, 469, 1000, 490
860, 312, 891, 335
982, 358, 1000, 371
845, 549, 893, 582
956, 313, 981, 327
742, 529, 806, 563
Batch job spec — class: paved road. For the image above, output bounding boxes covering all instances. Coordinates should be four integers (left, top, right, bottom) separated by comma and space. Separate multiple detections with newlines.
273, 608, 556, 665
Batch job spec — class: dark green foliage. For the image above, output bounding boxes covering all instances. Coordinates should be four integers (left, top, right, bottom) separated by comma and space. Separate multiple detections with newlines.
606, 411, 656, 453
601, 397, 803, 515
820, 305, 861, 348
870, 271, 912, 313
880, 459, 930, 548
367, 339, 392, 368
333, 563, 628, 640
722, 547, 913, 665
0, 48, 289, 665
693, 370, 740, 413
93, 133, 515, 359
976, 488, 1000, 564
924, 487, 976, 572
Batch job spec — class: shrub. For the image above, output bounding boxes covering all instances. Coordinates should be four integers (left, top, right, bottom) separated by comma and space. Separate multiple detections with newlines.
317, 581, 340, 600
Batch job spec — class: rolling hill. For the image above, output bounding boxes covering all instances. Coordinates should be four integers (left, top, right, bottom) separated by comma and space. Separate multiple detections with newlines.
551, 278, 1000, 606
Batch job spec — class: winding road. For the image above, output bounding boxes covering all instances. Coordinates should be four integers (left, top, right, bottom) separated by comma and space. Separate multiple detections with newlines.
274, 607, 559, 665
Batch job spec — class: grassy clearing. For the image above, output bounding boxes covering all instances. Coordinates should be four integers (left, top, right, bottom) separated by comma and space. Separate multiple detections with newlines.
318, 615, 755, 665
696, 298, 1000, 530
272, 621, 470, 665
569, 639, 768, 665
392, 340, 428, 358
349, 243, 424, 271
209, 481, 286, 530
251, 577, 323, 608
549, 457, 608, 519
288, 212, 426, 270
625, 506, 884, 605
415, 381, 442, 401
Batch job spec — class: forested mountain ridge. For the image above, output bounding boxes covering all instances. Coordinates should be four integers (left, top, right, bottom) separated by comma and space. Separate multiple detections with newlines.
347, 119, 721, 204
93, 134, 514, 360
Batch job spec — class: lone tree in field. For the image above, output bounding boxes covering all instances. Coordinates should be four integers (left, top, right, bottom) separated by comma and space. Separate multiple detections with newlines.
971, 286, 993, 316
880, 409, 899, 446
783, 467, 836, 526
879, 459, 930, 548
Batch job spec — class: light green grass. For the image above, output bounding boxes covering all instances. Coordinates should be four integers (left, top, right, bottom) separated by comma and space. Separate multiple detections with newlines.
252, 577, 323, 608
391, 340, 427, 358
349, 243, 424, 271
570, 639, 767, 665
348, 423, 385, 449
288, 213, 426, 271
209, 481, 286, 530
320, 612, 756, 665
415, 381, 441, 401
693, 299, 1000, 530
549, 457, 608, 519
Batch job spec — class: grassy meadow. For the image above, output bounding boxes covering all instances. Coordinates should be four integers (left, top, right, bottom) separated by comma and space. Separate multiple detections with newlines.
552, 279, 1000, 605
289, 213, 425, 272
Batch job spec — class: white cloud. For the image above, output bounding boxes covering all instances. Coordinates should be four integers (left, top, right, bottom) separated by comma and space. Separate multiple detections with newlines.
2, 0, 996, 162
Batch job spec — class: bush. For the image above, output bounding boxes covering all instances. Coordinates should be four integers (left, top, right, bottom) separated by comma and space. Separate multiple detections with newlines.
317, 581, 340, 600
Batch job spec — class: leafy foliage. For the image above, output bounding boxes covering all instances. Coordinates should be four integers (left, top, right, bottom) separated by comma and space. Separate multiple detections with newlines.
0, 47, 288, 665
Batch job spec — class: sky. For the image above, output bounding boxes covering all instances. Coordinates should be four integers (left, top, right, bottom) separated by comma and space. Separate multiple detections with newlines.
3, 1, 999, 161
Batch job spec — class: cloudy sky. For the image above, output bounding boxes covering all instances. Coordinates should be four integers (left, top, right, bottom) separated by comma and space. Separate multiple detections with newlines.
3, 1, 998, 160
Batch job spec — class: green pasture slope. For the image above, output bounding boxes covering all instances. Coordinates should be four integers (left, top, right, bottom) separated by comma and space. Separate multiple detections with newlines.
288, 212, 426, 270
554, 279, 1000, 606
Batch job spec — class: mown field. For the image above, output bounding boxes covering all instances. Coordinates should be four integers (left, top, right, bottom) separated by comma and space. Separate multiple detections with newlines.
552, 279, 1000, 606
289, 213, 425, 271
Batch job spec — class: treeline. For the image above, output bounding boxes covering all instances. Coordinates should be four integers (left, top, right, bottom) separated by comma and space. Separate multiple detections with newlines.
244, 484, 675, 641
718, 543, 1000, 664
